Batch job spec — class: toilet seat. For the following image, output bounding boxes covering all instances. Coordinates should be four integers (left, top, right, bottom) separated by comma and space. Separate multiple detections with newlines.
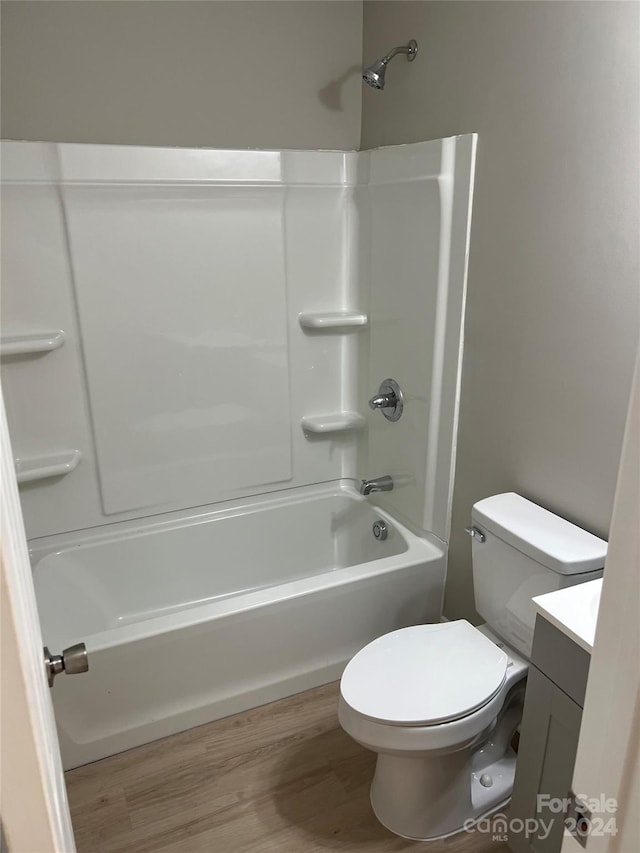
340, 620, 508, 727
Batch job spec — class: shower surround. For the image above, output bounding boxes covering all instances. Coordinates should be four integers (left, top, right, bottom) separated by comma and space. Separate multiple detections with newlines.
1, 136, 475, 767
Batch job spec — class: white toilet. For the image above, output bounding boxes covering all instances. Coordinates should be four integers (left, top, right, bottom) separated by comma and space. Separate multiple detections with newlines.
338, 492, 607, 841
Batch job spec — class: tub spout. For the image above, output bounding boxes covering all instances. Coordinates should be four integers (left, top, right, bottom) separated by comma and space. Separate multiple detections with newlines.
360, 475, 394, 496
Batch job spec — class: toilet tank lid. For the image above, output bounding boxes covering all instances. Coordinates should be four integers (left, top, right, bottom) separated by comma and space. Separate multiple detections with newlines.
472, 493, 607, 575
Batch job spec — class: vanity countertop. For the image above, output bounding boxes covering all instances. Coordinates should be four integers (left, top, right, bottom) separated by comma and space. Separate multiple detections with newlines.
532, 578, 602, 653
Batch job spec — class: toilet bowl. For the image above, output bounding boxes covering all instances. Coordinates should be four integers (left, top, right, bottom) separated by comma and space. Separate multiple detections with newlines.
339, 620, 528, 840
339, 492, 607, 841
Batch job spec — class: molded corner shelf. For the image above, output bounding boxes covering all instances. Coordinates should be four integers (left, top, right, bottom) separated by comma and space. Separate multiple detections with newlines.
301, 413, 366, 435
15, 449, 81, 484
298, 312, 368, 331
1, 330, 65, 357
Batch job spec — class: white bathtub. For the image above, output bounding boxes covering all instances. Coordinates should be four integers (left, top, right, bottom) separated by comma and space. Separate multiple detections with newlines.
31, 483, 446, 769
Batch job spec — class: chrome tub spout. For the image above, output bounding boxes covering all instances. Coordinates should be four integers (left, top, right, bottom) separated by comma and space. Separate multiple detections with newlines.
360, 475, 394, 496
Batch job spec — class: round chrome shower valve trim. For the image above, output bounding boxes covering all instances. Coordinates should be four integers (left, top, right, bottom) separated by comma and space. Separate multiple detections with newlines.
368, 378, 404, 422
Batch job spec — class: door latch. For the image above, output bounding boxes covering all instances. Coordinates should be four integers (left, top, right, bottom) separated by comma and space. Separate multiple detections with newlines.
44, 643, 89, 687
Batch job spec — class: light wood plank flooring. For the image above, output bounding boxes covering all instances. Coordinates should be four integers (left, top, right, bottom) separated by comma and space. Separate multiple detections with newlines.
66, 682, 507, 853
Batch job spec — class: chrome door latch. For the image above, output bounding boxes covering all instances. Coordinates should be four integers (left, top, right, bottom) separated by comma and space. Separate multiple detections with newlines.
44, 643, 89, 687
464, 526, 486, 543
565, 790, 592, 849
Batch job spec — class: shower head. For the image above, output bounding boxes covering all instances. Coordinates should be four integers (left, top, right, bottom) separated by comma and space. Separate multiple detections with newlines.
362, 40, 418, 91
362, 59, 387, 91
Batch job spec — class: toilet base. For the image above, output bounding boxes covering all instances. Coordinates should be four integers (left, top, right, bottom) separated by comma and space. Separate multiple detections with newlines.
370, 749, 517, 841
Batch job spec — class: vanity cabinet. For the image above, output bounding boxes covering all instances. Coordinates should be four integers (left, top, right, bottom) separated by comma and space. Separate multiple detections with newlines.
508, 615, 591, 853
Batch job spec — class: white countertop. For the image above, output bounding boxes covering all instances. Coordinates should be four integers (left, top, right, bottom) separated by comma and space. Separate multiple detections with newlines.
532, 578, 602, 653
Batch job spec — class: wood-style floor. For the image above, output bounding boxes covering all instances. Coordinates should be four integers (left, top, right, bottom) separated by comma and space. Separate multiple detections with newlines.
66, 682, 508, 853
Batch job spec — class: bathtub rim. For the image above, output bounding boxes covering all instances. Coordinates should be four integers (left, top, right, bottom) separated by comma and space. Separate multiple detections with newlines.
31, 480, 445, 652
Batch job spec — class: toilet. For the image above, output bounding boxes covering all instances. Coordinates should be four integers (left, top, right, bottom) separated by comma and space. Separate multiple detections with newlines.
338, 492, 607, 841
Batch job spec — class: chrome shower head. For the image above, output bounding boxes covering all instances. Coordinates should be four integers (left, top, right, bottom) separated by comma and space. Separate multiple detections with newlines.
362, 40, 418, 91
362, 59, 387, 91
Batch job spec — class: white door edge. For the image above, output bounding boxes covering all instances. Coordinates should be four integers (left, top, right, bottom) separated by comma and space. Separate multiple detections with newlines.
562, 348, 640, 852
1, 393, 76, 852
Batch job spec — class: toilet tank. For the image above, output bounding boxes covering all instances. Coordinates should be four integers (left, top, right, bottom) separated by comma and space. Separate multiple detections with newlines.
471, 493, 607, 658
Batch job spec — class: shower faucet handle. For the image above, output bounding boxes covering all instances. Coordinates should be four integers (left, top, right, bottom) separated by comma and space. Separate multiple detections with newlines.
369, 393, 397, 410
368, 379, 404, 422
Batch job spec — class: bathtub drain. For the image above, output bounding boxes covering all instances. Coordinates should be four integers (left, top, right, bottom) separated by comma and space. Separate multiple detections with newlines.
372, 520, 389, 541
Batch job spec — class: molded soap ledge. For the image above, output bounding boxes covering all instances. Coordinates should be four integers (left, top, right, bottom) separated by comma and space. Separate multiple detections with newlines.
15, 450, 81, 484
298, 312, 368, 331
1, 330, 65, 357
301, 413, 366, 435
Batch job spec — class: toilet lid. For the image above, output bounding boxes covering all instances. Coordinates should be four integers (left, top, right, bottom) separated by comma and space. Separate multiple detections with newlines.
340, 621, 508, 726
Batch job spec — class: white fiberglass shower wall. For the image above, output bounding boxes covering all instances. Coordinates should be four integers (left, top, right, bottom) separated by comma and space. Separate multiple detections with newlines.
0, 136, 475, 767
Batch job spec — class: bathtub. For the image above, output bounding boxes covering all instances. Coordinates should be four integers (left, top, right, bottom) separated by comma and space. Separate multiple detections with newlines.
31, 482, 446, 769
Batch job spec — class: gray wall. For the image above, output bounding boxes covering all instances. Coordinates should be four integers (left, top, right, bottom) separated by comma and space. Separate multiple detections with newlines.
362, 1, 640, 620
1, 1, 362, 150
